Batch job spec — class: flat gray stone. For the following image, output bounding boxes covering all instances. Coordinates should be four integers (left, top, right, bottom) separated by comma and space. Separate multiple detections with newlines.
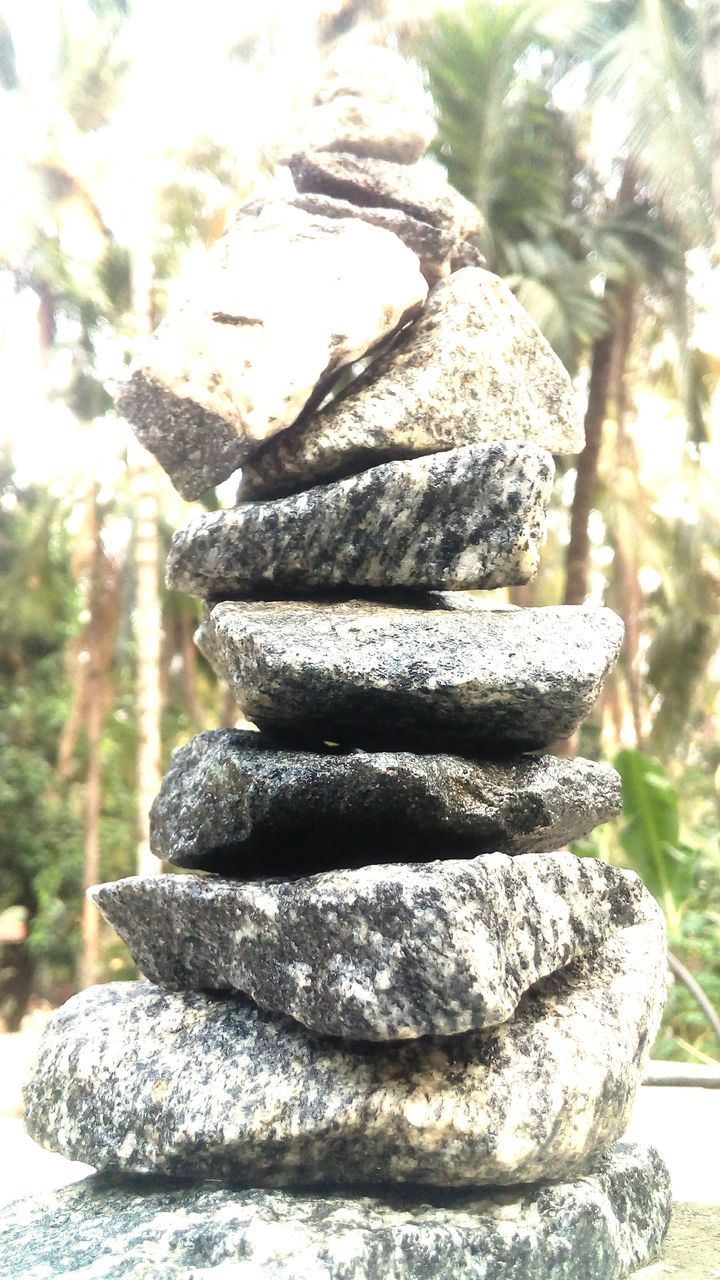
117, 203, 427, 499
90, 853, 652, 1040
280, 191, 484, 284
24, 896, 666, 1186
148, 729, 622, 874
166, 443, 553, 598
240, 268, 583, 500
289, 149, 484, 240
0, 1143, 671, 1279
197, 599, 624, 752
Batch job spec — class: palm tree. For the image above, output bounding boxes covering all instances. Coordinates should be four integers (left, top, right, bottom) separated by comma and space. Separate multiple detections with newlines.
418, 0, 715, 747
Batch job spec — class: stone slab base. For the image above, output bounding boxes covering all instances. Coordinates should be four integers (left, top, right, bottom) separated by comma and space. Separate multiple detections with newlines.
0, 1142, 670, 1279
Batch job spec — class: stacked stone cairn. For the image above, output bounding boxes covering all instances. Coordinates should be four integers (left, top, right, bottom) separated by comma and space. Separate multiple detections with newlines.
8, 44, 672, 1280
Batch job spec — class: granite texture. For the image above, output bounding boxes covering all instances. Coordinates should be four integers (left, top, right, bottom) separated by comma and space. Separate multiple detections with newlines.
117, 202, 427, 499
283, 191, 484, 284
24, 895, 666, 1185
166, 443, 554, 598
240, 267, 583, 500
91, 853, 651, 1040
197, 599, 624, 752
148, 729, 622, 874
0, 1144, 671, 1280
289, 149, 484, 240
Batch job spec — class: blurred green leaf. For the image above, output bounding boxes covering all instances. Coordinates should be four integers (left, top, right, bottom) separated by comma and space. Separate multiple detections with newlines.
614, 748, 694, 932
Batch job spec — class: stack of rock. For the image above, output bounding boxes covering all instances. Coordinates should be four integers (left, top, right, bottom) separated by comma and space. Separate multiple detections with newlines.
5, 45, 672, 1280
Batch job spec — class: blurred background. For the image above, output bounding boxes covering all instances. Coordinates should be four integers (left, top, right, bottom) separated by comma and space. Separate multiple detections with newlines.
0, 0, 718, 1068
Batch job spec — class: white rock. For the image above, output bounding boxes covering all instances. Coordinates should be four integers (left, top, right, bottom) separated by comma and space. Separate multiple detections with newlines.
117, 203, 428, 498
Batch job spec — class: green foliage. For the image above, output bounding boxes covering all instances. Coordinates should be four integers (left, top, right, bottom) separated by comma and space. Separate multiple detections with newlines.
0, 470, 83, 1026
575, 747, 720, 1063
614, 748, 694, 932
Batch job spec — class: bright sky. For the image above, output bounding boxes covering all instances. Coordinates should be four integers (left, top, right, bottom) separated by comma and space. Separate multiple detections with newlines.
0, 1, 367, 489
0, 0, 718, 507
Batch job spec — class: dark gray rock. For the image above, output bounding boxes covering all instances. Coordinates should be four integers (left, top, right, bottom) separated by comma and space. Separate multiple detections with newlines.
148, 730, 622, 875
281, 191, 483, 282
289, 149, 484, 240
282, 191, 484, 284
239, 268, 582, 500
90, 853, 651, 1040
0, 1143, 671, 1280
24, 897, 665, 1186
117, 202, 427, 499
197, 599, 624, 752
166, 443, 553, 598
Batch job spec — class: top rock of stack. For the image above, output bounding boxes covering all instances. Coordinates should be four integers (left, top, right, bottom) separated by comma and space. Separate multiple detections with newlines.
275, 44, 436, 165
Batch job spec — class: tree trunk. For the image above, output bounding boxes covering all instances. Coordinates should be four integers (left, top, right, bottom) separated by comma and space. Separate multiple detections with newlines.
79, 650, 103, 990
133, 450, 162, 877
77, 490, 125, 989
564, 163, 637, 608
610, 281, 644, 748
701, 0, 720, 225
130, 225, 162, 878
563, 329, 615, 605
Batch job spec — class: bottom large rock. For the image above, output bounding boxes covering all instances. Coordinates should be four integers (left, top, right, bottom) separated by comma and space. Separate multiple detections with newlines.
24, 900, 665, 1187
0, 1143, 671, 1279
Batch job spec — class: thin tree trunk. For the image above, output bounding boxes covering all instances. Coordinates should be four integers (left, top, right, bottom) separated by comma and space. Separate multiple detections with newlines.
564, 163, 637, 608
79, 655, 103, 990
563, 330, 615, 605
181, 608, 204, 724
133, 450, 162, 877
701, 1, 720, 225
130, 224, 162, 877
78, 492, 124, 988
609, 281, 644, 748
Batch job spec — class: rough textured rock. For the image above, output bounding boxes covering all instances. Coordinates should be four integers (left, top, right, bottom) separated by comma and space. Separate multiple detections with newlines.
274, 46, 435, 166
281, 191, 485, 284
24, 895, 666, 1186
148, 729, 622, 874
117, 203, 428, 499
167, 443, 553, 598
197, 599, 624, 752
289, 149, 484, 240
91, 853, 651, 1040
240, 268, 583, 500
279, 97, 436, 166
0, 1144, 672, 1280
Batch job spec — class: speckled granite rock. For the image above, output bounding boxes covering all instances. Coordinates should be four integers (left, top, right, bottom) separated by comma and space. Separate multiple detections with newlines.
117, 203, 427, 499
24, 894, 665, 1185
148, 730, 621, 874
0, 1144, 671, 1280
166, 443, 553, 598
289, 150, 484, 240
197, 599, 624, 752
283, 191, 484, 284
90, 854, 651, 1040
240, 268, 582, 500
